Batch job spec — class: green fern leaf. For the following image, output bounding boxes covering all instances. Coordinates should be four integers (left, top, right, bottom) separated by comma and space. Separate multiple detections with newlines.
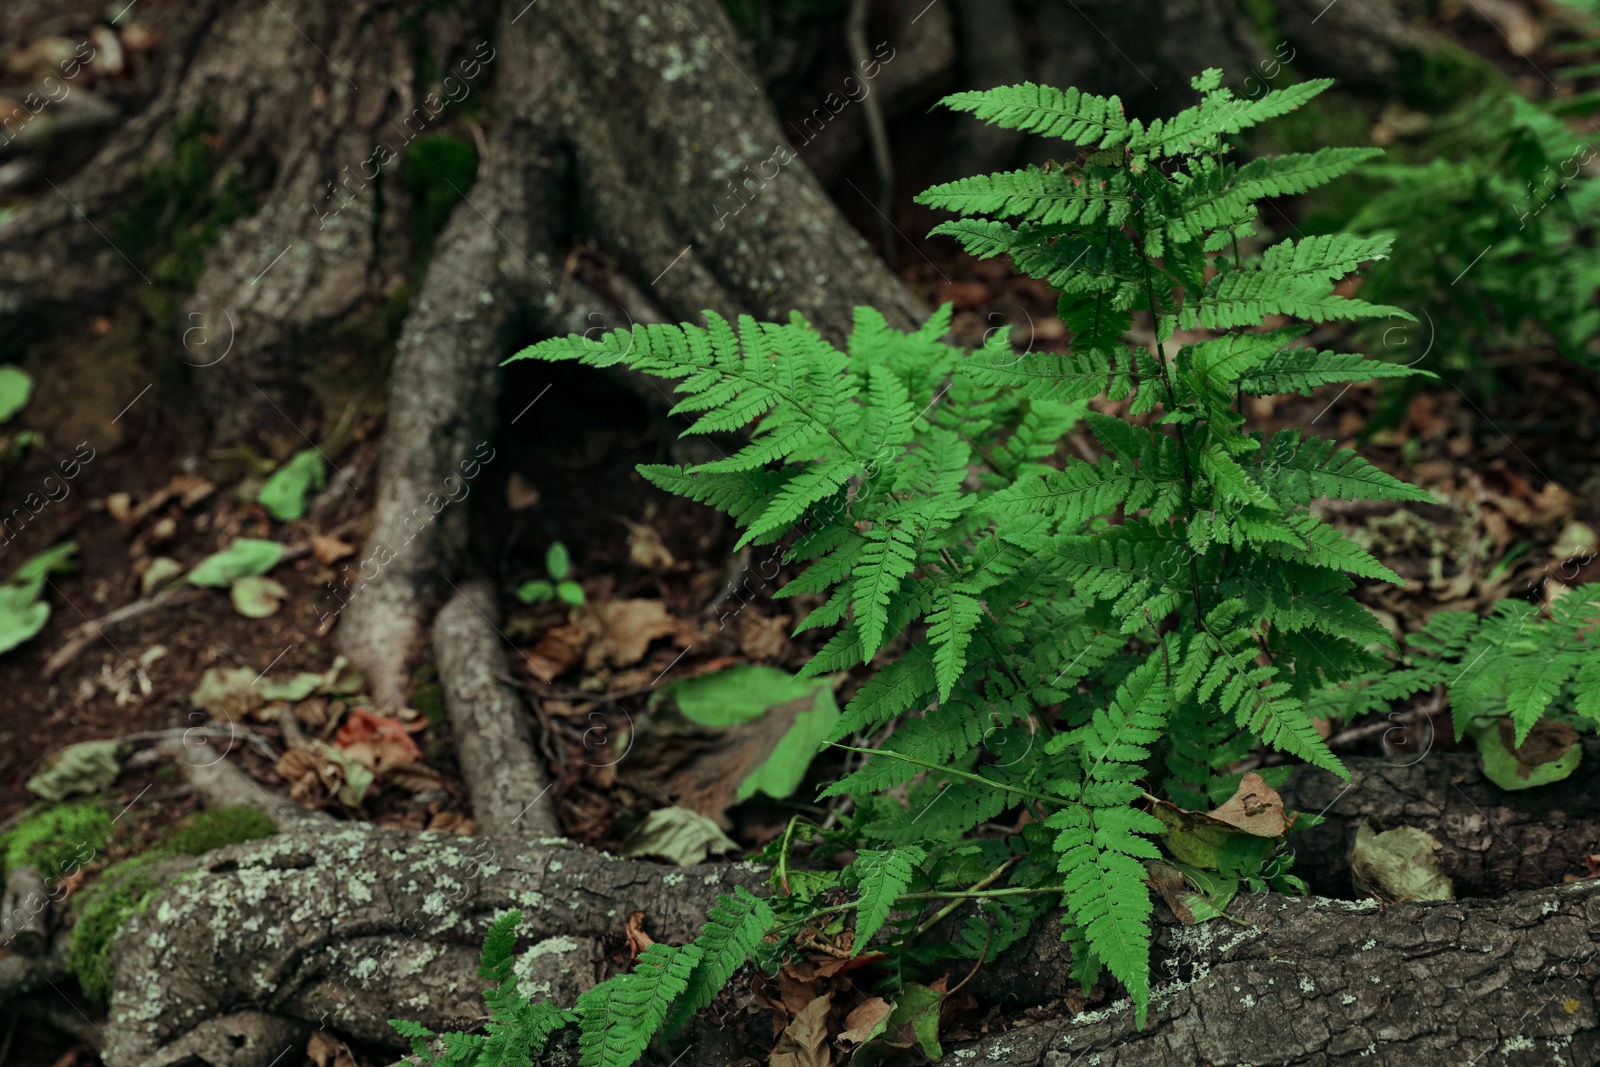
576, 943, 702, 1067
852, 846, 927, 953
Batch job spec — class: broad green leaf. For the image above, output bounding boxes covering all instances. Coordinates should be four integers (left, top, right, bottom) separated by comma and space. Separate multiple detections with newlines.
1472, 718, 1582, 791
187, 538, 285, 588
257, 449, 327, 521
0, 365, 31, 423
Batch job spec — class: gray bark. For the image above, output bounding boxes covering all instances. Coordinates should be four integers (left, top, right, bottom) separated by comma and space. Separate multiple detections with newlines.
943, 879, 1600, 1067
434, 580, 560, 838
0, 865, 49, 956
338, 0, 922, 708
103, 823, 767, 1065
1280, 739, 1600, 899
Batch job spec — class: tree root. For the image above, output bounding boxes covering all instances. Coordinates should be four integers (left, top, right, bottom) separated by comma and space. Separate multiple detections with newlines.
942, 878, 1600, 1067
96, 744, 1600, 1066
433, 581, 559, 838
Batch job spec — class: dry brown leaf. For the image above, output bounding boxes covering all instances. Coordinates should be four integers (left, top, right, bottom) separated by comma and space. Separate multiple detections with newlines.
584, 599, 685, 669
311, 534, 355, 564
1144, 859, 1197, 925
307, 1029, 357, 1067
507, 472, 541, 510
738, 613, 794, 662
623, 518, 676, 570
625, 910, 655, 958
837, 997, 892, 1047
769, 994, 832, 1067
525, 624, 585, 682
276, 749, 337, 809
1204, 771, 1291, 837
426, 811, 474, 835
335, 708, 422, 772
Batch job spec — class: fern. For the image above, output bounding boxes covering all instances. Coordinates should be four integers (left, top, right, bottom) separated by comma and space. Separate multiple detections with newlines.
413, 68, 1435, 1055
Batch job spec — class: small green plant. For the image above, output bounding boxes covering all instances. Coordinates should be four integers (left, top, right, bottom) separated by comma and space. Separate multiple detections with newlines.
516, 542, 585, 607
0, 542, 78, 657
1310, 586, 1600, 774
402, 70, 1432, 1062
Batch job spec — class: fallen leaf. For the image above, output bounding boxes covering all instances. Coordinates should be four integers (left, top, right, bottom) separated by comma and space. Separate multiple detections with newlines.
231, 575, 287, 618
625, 911, 655, 957
139, 556, 185, 595
769, 994, 832, 1067
525, 623, 586, 682
619, 807, 739, 866
320, 655, 364, 695
190, 667, 264, 721
276, 741, 375, 808
311, 534, 355, 564
1204, 772, 1292, 837
258, 449, 327, 521
622, 518, 676, 570
1351, 819, 1454, 904
306, 1031, 357, 1067
335, 707, 423, 771
837, 996, 892, 1047
187, 538, 284, 588
426, 810, 474, 834
739, 613, 794, 662
1473, 717, 1582, 790
506, 472, 541, 510
260, 672, 324, 703
106, 492, 133, 523
584, 599, 685, 669
26, 740, 123, 801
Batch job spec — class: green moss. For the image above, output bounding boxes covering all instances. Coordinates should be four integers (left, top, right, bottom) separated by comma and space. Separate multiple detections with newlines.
1, 802, 110, 881
69, 853, 167, 1002
401, 135, 478, 266
114, 113, 259, 290
158, 807, 276, 855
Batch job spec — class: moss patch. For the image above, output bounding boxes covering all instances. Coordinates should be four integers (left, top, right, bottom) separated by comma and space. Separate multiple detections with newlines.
1, 802, 110, 881
69, 853, 167, 1002
160, 807, 277, 855
402, 135, 478, 267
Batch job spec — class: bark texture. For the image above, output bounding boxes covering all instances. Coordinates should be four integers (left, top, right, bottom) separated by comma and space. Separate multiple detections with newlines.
338, 0, 924, 707
103, 823, 767, 1065
943, 879, 1600, 1067
434, 580, 559, 838
1280, 740, 1600, 899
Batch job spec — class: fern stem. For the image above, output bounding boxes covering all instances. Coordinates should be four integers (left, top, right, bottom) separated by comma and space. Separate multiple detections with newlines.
828, 743, 1068, 808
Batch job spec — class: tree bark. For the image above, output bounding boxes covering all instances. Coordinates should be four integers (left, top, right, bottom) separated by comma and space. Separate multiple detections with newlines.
98, 745, 1600, 1066
943, 878, 1600, 1067
337, 0, 923, 707
1279, 739, 1600, 899
102, 822, 767, 1065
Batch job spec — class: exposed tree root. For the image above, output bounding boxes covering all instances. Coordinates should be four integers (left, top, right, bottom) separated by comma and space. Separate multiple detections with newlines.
86, 744, 1600, 1066
943, 878, 1600, 1067
433, 581, 559, 838
338, 0, 921, 708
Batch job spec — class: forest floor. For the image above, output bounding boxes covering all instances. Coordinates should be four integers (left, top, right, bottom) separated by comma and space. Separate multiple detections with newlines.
3, 1, 1600, 1065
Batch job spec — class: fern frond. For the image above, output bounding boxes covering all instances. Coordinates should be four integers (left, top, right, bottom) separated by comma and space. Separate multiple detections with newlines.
851, 846, 927, 953
938, 82, 1130, 148
664, 888, 774, 1036
576, 944, 702, 1067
